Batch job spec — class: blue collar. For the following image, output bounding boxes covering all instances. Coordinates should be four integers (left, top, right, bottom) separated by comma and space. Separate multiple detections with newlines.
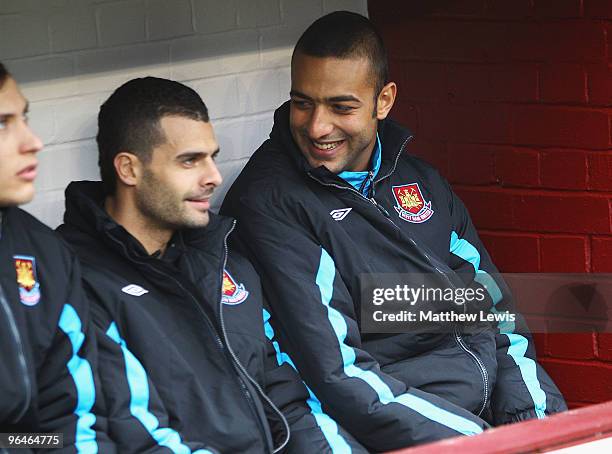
337, 134, 381, 196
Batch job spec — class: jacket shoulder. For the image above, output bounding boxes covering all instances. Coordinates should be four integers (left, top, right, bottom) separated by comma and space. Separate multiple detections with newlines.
397, 149, 454, 198
60, 234, 131, 323
382, 117, 448, 183
223, 140, 306, 212
10, 207, 61, 239
227, 248, 258, 276
8, 207, 74, 263
401, 152, 446, 180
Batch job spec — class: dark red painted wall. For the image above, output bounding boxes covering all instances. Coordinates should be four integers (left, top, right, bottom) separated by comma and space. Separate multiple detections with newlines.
369, 0, 612, 407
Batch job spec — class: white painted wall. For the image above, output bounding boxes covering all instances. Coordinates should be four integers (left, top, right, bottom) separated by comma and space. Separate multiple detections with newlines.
1, 0, 368, 227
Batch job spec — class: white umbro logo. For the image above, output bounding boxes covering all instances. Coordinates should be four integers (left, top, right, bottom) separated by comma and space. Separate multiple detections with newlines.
121, 284, 149, 297
330, 208, 352, 221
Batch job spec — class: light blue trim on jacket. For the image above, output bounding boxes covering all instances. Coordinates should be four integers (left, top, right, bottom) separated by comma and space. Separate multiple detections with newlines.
263, 309, 352, 454
505, 334, 547, 418
105, 322, 212, 454
58, 303, 98, 454
449, 231, 503, 305
449, 231, 547, 418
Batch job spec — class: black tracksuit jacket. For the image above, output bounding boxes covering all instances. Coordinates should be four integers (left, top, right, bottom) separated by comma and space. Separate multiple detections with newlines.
0, 206, 113, 453
221, 102, 567, 451
58, 181, 367, 454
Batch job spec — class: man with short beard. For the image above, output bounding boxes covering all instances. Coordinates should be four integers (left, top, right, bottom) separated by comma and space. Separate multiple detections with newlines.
0, 62, 114, 452
58, 77, 366, 453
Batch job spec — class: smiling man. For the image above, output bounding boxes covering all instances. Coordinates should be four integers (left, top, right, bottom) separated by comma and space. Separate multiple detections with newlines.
288, 54, 392, 174
58, 77, 366, 453
221, 11, 567, 451
0, 62, 113, 451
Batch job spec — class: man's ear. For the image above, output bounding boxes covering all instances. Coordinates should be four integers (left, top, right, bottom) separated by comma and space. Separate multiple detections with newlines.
113, 152, 141, 187
376, 81, 397, 120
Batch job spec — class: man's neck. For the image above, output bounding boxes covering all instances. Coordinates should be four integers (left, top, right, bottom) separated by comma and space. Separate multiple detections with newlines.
104, 195, 172, 256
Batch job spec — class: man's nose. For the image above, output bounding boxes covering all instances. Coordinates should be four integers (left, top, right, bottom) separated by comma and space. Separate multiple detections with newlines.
19, 120, 43, 154
306, 106, 334, 139
202, 160, 223, 188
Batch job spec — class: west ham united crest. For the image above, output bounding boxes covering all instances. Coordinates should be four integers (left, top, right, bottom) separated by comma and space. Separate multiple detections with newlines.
391, 183, 434, 224
221, 270, 249, 305
14, 255, 41, 306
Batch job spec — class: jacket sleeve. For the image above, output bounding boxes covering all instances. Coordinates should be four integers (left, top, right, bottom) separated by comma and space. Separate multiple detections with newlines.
83, 284, 219, 454
446, 181, 567, 425
36, 254, 115, 453
226, 197, 489, 452
262, 307, 369, 454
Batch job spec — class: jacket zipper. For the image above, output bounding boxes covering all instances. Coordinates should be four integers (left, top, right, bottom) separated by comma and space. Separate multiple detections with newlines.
0, 213, 32, 423
0, 284, 31, 423
106, 234, 274, 450
219, 221, 290, 454
358, 170, 374, 194
454, 327, 489, 416
373, 135, 413, 186
309, 135, 489, 411
374, 135, 490, 409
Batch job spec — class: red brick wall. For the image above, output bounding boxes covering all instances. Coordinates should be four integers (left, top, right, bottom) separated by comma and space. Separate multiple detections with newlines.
369, 0, 612, 407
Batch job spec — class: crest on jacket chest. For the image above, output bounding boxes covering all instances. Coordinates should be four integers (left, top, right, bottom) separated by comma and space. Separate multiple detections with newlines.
14, 255, 41, 306
221, 270, 249, 305
391, 183, 434, 224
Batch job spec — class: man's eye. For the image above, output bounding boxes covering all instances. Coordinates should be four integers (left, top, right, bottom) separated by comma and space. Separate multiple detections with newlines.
291, 99, 310, 109
22, 113, 29, 124
334, 104, 353, 113
0, 119, 6, 131
182, 158, 196, 166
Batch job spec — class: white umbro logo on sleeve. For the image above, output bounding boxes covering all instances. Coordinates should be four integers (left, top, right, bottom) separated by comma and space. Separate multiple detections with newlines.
121, 284, 149, 296
330, 208, 352, 221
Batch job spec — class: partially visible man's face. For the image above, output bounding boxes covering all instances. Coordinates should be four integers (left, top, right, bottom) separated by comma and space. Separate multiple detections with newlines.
135, 115, 222, 230
290, 53, 383, 174
0, 77, 43, 207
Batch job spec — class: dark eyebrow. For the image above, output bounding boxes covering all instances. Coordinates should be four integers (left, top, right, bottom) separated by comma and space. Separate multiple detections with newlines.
327, 95, 361, 103
289, 90, 361, 104
289, 90, 312, 100
175, 151, 204, 162
0, 101, 29, 118
176, 148, 220, 159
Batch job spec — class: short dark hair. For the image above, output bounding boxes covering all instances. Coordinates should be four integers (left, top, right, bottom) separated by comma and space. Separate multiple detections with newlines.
0, 62, 10, 89
97, 77, 210, 195
292, 11, 388, 98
